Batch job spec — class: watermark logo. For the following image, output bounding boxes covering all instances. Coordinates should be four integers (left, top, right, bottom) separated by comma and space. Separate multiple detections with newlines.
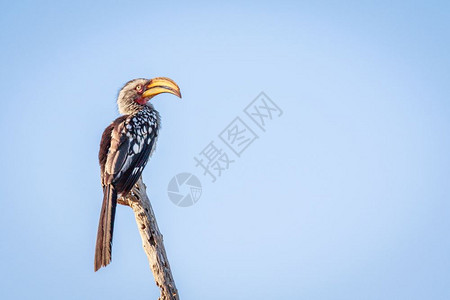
244, 92, 283, 132
168, 92, 283, 207
167, 173, 202, 207
219, 117, 258, 157
194, 141, 235, 183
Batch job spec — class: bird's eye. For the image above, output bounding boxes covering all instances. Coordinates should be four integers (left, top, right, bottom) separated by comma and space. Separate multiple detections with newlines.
136, 85, 143, 93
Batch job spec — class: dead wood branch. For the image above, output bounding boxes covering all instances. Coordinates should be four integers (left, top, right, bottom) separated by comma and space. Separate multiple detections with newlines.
118, 177, 179, 300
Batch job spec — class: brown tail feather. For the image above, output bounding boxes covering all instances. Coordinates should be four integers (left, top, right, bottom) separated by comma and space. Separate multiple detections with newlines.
94, 184, 117, 271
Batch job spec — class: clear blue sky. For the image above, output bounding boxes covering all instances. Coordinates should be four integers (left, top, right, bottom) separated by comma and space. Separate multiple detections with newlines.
1, 1, 449, 299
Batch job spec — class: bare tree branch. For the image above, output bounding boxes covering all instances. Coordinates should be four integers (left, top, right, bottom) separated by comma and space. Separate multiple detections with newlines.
118, 177, 179, 300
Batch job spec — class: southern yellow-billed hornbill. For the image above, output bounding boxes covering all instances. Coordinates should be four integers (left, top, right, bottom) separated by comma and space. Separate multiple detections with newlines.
94, 77, 181, 272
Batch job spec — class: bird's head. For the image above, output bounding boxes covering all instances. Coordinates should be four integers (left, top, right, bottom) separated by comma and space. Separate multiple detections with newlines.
117, 77, 181, 115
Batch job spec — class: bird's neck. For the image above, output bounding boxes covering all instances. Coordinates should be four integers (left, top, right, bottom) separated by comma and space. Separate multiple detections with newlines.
119, 102, 154, 116
130, 104, 160, 124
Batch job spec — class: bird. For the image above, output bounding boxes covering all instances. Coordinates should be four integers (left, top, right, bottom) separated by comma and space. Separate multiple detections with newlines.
94, 77, 181, 272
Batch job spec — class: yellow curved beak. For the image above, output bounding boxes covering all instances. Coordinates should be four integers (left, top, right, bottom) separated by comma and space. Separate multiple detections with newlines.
142, 77, 182, 99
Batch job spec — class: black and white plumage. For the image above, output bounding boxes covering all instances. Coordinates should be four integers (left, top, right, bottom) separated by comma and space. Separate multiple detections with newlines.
95, 77, 181, 272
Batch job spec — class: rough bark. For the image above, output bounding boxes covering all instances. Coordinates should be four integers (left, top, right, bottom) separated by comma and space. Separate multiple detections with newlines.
118, 177, 179, 300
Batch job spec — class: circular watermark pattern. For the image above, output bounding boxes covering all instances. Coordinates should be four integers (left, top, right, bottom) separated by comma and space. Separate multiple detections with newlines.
167, 173, 202, 207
